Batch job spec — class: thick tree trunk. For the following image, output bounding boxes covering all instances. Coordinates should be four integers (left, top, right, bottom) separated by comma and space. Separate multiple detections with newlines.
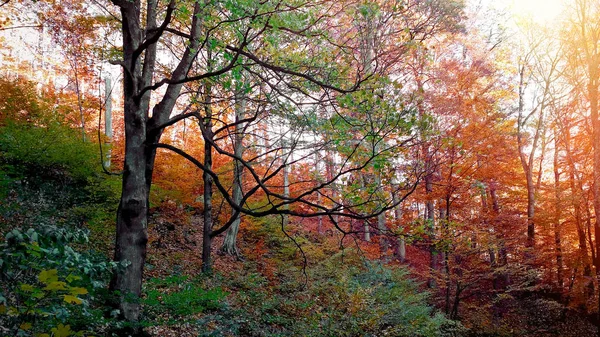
110, 4, 152, 326
109, 0, 209, 330
112, 99, 151, 326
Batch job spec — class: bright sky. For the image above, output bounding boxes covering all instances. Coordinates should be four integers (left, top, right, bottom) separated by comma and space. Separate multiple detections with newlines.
505, 0, 565, 23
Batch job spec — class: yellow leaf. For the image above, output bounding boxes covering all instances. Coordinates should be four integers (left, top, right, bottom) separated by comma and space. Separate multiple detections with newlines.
43, 281, 67, 291
0, 305, 5, 314
63, 295, 83, 305
51, 324, 72, 337
38, 269, 58, 284
69, 287, 88, 296
35, 334, 50, 337
7, 306, 19, 315
20, 284, 35, 292
19, 322, 32, 330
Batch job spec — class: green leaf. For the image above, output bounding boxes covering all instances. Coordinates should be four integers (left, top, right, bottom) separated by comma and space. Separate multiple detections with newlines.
66, 274, 82, 283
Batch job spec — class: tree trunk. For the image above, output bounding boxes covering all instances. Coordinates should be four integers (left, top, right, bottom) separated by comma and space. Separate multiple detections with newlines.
563, 125, 593, 292
361, 177, 371, 242
426, 173, 437, 288
393, 191, 406, 262
112, 98, 151, 326
553, 133, 563, 288
315, 151, 323, 234
441, 196, 451, 315
517, 62, 543, 252
378, 211, 387, 256
110, 4, 154, 326
202, 86, 214, 273
283, 139, 290, 227
220, 87, 246, 257
71, 57, 86, 142
588, 49, 600, 336
490, 182, 509, 288
104, 76, 113, 169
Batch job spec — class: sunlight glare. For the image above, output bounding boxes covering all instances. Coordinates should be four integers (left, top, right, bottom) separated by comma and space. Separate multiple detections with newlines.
508, 0, 564, 23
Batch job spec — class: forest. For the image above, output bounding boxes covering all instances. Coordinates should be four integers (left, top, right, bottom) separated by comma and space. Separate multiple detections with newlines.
2, 0, 600, 336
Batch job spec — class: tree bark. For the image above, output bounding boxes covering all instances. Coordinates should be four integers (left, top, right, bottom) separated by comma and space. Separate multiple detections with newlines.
283, 139, 290, 227
202, 82, 214, 273
220, 87, 246, 257
104, 76, 113, 168
426, 172, 437, 288
553, 132, 563, 288
392, 191, 406, 262
563, 124, 593, 293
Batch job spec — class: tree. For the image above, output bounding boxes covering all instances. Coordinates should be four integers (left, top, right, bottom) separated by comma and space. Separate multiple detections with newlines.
564, 0, 600, 327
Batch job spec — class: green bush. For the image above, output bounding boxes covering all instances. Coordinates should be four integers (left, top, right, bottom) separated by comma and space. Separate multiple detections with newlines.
0, 93, 121, 251
142, 275, 227, 324
0, 120, 100, 182
0, 226, 124, 336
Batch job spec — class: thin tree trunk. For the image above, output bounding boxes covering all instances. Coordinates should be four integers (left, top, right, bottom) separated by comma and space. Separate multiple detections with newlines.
564, 120, 594, 295
572, 4, 600, 329
516, 61, 544, 251
104, 76, 113, 169
553, 132, 563, 288
393, 191, 406, 262
490, 182, 509, 287
426, 173, 437, 288
591, 71, 600, 335
202, 82, 214, 273
315, 151, 323, 234
283, 139, 290, 227
221, 87, 246, 257
72, 58, 86, 141
377, 184, 388, 256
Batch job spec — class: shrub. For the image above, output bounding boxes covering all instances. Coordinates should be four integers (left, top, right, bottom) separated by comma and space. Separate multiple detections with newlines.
0, 120, 100, 182
142, 275, 227, 324
197, 239, 461, 337
0, 226, 123, 336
